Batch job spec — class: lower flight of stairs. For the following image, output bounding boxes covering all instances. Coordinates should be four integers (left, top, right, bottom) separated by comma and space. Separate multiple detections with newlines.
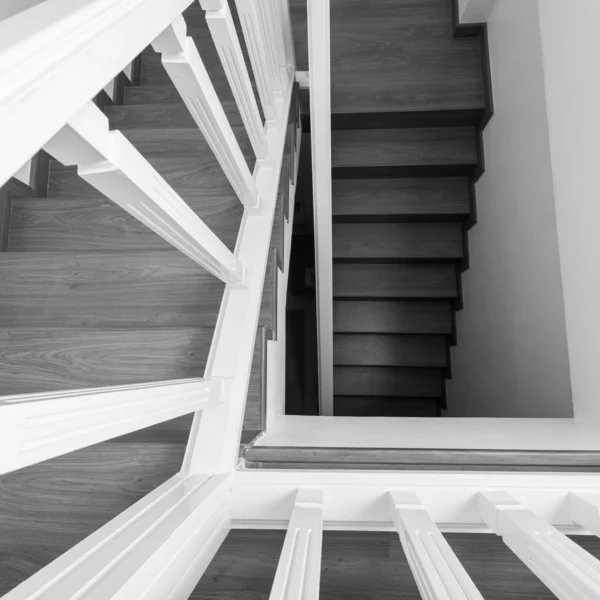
330, 126, 479, 417
0, 1, 293, 592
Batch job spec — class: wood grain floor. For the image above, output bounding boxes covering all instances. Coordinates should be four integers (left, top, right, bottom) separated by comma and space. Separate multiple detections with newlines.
0, 442, 185, 596
290, 0, 484, 115
190, 529, 600, 599
0, 4, 283, 592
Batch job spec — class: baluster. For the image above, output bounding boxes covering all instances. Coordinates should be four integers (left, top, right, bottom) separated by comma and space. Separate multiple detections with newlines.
479, 491, 600, 600
199, 0, 269, 159
389, 491, 484, 600
234, 0, 277, 121
266, 0, 288, 71
278, 0, 296, 72
3, 474, 231, 600
0, 378, 224, 476
44, 101, 245, 285
269, 488, 323, 600
152, 16, 259, 208
570, 492, 600, 537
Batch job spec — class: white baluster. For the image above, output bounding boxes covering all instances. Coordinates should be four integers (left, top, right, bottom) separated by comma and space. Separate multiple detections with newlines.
0, 378, 224, 476
479, 491, 600, 600
266, 0, 288, 71
44, 101, 245, 285
278, 0, 296, 72
234, 0, 277, 121
3, 474, 231, 600
388, 491, 484, 600
199, 0, 268, 159
270, 488, 323, 600
569, 492, 600, 537
152, 16, 259, 209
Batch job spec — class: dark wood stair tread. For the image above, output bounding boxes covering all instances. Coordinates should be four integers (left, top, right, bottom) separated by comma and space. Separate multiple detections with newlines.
106, 102, 244, 131
0, 327, 214, 395
0, 252, 276, 331
332, 177, 470, 219
334, 396, 439, 417
333, 263, 457, 298
333, 222, 463, 260
332, 127, 477, 170
333, 300, 452, 334
9, 196, 241, 253
334, 334, 447, 367
290, 0, 484, 114
334, 366, 442, 397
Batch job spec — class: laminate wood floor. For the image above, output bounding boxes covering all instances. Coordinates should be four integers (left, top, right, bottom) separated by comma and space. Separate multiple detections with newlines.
190, 529, 600, 599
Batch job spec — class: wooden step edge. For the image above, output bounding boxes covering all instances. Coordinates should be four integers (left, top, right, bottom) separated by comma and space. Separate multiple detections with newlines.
243, 446, 600, 471
332, 164, 478, 180
301, 107, 485, 132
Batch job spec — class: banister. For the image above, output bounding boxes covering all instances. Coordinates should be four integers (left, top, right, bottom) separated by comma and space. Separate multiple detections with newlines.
0, 0, 195, 188
0, 378, 222, 476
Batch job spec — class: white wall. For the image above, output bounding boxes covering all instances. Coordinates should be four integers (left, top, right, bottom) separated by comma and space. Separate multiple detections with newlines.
538, 0, 600, 421
447, 0, 573, 417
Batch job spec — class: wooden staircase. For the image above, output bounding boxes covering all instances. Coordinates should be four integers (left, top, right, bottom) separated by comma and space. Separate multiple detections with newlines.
292, 0, 490, 417
0, 1, 291, 592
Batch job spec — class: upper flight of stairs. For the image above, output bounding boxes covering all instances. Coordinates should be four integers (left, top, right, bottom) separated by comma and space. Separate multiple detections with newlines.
291, 0, 489, 417
0, 2, 294, 592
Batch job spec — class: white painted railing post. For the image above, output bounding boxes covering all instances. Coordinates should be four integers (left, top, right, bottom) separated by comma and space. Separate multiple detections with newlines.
388, 491, 484, 600
44, 101, 245, 284
199, 0, 269, 159
152, 16, 259, 209
3, 474, 231, 600
569, 492, 600, 537
479, 491, 600, 599
307, 0, 334, 416
0, 378, 223, 476
279, 0, 296, 73
234, 0, 278, 121
270, 488, 323, 600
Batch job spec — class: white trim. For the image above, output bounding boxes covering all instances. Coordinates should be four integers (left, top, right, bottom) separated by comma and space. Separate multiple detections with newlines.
266, 119, 302, 428
307, 0, 334, 416
232, 469, 600, 531
3, 474, 231, 600
183, 76, 294, 474
0, 0, 195, 187
235, 0, 277, 121
269, 488, 323, 600
0, 378, 220, 476
389, 491, 484, 599
202, 0, 269, 159
255, 414, 600, 451
295, 70, 309, 89
479, 491, 600, 599
155, 20, 259, 209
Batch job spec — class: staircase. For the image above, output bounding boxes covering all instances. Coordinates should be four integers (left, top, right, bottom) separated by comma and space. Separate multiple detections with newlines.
292, 0, 489, 416
0, 1, 291, 592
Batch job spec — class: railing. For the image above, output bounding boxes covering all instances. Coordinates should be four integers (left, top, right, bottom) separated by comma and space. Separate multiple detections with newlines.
0, 0, 297, 595
307, 0, 334, 415
3, 0, 600, 598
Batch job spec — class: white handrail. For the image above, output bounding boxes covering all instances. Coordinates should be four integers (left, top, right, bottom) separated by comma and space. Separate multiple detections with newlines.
0, 0, 195, 188
307, 0, 334, 415
0, 378, 223, 475
2, 474, 231, 600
